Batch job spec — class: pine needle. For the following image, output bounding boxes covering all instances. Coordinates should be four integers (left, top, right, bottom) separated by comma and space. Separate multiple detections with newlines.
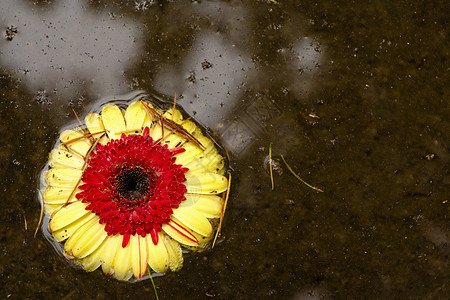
35, 189, 44, 238
269, 143, 274, 190
142, 102, 205, 150
72, 108, 90, 137
212, 173, 232, 248
73, 109, 83, 128
281, 155, 324, 192
60, 131, 105, 147
172, 92, 177, 120
63, 133, 105, 207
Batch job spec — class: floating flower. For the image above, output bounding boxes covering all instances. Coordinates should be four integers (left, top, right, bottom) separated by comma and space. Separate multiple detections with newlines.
40, 99, 229, 281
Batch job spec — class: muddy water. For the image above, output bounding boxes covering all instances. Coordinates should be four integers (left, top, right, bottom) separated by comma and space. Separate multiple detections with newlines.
0, 0, 448, 299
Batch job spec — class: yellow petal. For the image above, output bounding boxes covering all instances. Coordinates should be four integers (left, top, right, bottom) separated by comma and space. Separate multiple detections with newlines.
101, 234, 122, 275
85, 113, 108, 144
112, 236, 133, 281
162, 109, 198, 136
63, 216, 95, 256
74, 238, 107, 272
172, 206, 212, 237
85, 113, 104, 135
141, 102, 156, 129
125, 101, 149, 133
163, 108, 183, 123
130, 234, 148, 279
44, 186, 81, 204
146, 232, 169, 273
184, 172, 228, 194
68, 218, 108, 259
52, 212, 95, 242
162, 132, 187, 149
49, 201, 90, 231
48, 147, 85, 169
174, 142, 204, 166
163, 236, 183, 272
46, 168, 82, 188
59, 130, 92, 157
180, 227, 212, 249
181, 194, 223, 218
184, 153, 225, 174
162, 217, 199, 247
160, 109, 198, 148
65, 216, 107, 259
216, 163, 226, 176
149, 122, 164, 141
180, 119, 198, 134
100, 104, 126, 140
193, 130, 217, 155
44, 203, 64, 216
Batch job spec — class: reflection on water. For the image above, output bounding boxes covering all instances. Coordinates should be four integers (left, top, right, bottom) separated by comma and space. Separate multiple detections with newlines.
0, 0, 324, 156
0, 0, 142, 99
154, 31, 253, 131
152, 2, 324, 155
288, 37, 324, 95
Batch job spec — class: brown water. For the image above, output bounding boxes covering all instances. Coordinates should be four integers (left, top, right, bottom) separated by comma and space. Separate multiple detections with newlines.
0, 0, 448, 299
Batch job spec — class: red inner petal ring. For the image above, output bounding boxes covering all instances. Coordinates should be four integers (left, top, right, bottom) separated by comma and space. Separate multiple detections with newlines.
76, 127, 189, 247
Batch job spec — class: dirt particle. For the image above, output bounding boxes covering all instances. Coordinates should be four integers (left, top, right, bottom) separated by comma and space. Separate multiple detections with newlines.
201, 60, 212, 70
5, 25, 18, 41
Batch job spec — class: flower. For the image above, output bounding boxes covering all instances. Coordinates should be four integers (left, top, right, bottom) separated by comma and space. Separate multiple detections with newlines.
41, 99, 228, 281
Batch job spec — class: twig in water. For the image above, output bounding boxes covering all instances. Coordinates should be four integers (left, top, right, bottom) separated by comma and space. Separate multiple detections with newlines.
35, 190, 44, 238
281, 155, 324, 192
212, 173, 232, 248
269, 143, 274, 190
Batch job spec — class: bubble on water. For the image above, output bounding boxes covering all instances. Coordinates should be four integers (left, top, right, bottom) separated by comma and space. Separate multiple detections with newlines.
263, 155, 283, 176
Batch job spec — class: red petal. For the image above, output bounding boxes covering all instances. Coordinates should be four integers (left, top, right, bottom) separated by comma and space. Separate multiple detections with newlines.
122, 232, 131, 248
169, 147, 186, 155
150, 228, 159, 245
142, 127, 150, 138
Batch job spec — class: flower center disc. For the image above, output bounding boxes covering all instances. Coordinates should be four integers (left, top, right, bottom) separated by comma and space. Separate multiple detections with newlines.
76, 128, 189, 247
113, 166, 154, 206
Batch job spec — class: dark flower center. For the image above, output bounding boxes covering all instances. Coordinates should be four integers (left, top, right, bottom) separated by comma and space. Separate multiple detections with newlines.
113, 166, 155, 205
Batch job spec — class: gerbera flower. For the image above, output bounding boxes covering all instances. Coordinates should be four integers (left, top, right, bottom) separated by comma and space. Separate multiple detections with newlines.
40, 99, 229, 281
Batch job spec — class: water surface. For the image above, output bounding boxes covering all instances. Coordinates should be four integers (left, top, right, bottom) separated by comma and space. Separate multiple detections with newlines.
0, 0, 448, 299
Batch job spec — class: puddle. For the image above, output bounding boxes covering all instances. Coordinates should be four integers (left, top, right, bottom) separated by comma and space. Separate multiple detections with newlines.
0, 0, 448, 299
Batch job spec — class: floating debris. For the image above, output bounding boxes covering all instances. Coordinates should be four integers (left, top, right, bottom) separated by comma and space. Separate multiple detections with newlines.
269, 143, 274, 190
212, 173, 231, 248
202, 60, 213, 70
281, 155, 324, 193
5, 25, 18, 41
